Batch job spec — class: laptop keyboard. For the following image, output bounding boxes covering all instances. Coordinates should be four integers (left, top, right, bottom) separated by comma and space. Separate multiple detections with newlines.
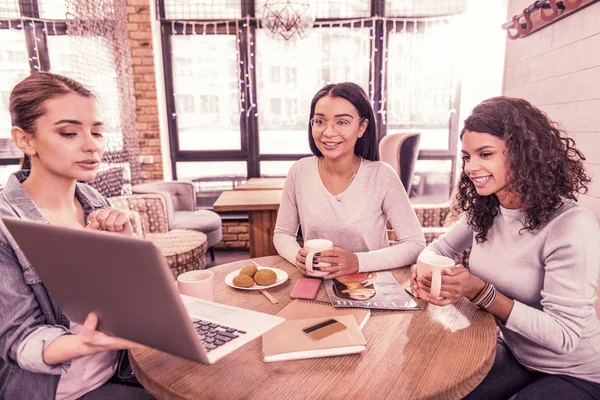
192, 319, 246, 352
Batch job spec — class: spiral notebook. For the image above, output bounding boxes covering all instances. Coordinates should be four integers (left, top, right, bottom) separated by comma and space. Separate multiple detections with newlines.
261, 300, 370, 362
262, 314, 366, 362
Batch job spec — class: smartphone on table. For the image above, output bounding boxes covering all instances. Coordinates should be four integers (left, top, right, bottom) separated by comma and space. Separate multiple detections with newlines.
290, 277, 322, 300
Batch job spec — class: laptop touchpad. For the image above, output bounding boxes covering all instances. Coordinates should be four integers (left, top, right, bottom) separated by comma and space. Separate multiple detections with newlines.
187, 301, 235, 320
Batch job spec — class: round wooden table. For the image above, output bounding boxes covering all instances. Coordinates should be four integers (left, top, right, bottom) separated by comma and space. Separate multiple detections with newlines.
130, 255, 496, 400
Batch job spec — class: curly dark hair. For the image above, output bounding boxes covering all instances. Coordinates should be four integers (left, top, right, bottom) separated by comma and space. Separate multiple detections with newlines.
456, 96, 590, 243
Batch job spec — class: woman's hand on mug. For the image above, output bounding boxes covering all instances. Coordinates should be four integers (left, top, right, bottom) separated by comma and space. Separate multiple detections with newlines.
411, 265, 452, 305
416, 264, 480, 305
295, 248, 310, 276
86, 208, 134, 236
411, 265, 446, 304
440, 265, 485, 302
409, 265, 420, 299
312, 246, 359, 280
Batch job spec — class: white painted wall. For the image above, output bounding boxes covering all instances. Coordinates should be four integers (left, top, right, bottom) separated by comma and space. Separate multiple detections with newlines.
503, 0, 600, 221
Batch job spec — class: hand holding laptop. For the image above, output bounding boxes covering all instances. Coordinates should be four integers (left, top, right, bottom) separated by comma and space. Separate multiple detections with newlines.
3, 217, 284, 364
78, 312, 144, 351
43, 312, 145, 366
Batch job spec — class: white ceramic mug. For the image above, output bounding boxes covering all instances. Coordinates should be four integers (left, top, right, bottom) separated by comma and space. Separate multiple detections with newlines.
177, 270, 214, 301
415, 254, 455, 299
304, 239, 333, 277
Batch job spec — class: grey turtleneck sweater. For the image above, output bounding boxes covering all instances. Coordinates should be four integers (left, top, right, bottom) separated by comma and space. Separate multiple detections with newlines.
424, 202, 600, 383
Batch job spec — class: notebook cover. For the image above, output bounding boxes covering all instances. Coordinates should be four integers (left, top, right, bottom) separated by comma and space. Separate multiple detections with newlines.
262, 315, 366, 362
276, 299, 371, 329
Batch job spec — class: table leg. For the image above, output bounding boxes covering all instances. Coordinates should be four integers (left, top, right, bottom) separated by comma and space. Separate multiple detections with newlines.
248, 210, 278, 258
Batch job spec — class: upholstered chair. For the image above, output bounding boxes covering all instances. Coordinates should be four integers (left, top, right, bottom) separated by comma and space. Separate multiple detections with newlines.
108, 194, 208, 278
379, 132, 421, 194
413, 202, 469, 267
387, 201, 469, 267
132, 182, 222, 261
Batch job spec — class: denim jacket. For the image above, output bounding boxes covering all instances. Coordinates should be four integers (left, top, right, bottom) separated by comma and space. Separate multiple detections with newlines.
0, 171, 108, 400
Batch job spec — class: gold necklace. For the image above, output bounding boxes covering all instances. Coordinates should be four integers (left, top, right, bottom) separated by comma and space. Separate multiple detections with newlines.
320, 157, 361, 202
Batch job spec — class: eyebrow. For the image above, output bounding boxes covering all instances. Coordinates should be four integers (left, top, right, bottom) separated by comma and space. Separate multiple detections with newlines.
462, 145, 495, 154
313, 113, 355, 119
54, 119, 104, 126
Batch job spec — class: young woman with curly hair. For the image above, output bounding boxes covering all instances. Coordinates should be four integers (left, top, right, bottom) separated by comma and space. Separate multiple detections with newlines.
410, 97, 600, 399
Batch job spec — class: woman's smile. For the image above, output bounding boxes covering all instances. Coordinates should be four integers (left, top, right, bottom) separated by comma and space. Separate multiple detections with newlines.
471, 175, 492, 187
321, 140, 342, 150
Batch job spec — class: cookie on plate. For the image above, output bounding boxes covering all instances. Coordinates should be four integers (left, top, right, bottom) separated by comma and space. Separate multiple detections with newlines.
239, 265, 258, 278
253, 269, 277, 286
233, 274, 254, 288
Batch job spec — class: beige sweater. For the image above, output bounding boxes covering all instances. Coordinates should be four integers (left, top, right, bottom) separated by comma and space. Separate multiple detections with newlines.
425, 203, 600, 383
273, 156, 425, 272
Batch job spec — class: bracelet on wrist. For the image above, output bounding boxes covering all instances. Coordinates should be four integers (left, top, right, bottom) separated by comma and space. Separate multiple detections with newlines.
470, 281, 489, 303
471, 281, 497, 310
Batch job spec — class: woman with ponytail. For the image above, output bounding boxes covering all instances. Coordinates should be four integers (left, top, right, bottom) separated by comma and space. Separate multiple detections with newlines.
0, 73, 153, 399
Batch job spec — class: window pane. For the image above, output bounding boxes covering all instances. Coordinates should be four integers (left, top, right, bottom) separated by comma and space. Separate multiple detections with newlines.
387, 21, 457, 150
47, 35, 74, 76
411, 159, 452, 203
47, 35, 123, 149
177, 161, 247, 208
385, 0, 466, 17
0, 0, 20, 18
38, 0, 68, 19
256, 27, 370, 155
172, 35, 241, 151
315, 0, 370, 18
0, 30, 30, 158
0, 164, 20, 186
260, 160, 294, 177
255, 0, 370, 19
176, 161, 246, 183
387, 128, 449, 151
164, 0, 241, 20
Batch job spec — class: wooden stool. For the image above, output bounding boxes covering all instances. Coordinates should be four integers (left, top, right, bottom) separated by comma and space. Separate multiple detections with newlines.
147, 229, 207, 278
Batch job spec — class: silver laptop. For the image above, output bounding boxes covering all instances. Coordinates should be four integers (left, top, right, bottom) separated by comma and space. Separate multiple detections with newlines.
2, 217, 284, 364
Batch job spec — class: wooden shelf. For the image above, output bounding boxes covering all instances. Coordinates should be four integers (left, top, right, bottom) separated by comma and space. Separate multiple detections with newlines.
503, 0, 599, 39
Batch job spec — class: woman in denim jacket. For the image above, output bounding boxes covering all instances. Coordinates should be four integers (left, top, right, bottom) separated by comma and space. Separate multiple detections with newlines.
0, 73, 153, 399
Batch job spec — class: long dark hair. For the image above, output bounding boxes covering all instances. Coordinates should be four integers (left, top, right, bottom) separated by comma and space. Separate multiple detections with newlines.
9, 72, 95, 170
308, 82, 378, 161
456, 96, 590, 243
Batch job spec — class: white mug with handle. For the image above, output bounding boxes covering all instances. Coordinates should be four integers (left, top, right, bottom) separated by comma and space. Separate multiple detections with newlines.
415, 253, 455, 299
304, 239, 333, 277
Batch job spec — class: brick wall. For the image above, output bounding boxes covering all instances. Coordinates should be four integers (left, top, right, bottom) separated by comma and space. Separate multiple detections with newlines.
214, 221, 250, 249
126, 0, 164, 182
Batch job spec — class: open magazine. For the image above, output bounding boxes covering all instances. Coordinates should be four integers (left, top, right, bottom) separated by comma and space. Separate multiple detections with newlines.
323, 271, 419, 310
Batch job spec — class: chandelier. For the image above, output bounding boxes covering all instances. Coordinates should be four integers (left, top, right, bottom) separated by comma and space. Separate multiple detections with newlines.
258, 0, 316, 41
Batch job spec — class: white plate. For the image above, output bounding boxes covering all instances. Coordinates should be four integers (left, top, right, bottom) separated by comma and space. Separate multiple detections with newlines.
225, 266, 288, 290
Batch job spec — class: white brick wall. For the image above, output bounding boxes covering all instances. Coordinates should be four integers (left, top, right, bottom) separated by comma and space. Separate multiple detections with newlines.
504, 0, 600, 220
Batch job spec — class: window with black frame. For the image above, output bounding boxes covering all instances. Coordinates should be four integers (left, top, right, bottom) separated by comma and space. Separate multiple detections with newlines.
0, 0, 62, 181
0, 0, 141, 195
158, 0, 465, 207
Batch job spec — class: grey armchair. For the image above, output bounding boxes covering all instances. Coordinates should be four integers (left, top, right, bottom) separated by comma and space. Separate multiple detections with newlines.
132, 181, 222, 261
379, 132, 421, 195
